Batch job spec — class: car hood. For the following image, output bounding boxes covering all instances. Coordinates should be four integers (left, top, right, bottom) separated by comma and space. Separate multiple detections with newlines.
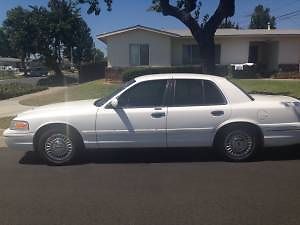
251, 94, 299, 102
17, 99, 98, 117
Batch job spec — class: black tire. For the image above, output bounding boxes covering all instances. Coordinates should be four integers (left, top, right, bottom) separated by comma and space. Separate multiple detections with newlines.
37, 127, 81, 165
216, 125, 261, 162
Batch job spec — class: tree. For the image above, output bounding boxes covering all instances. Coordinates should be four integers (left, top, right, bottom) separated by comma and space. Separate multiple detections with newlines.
77, 0, 235, 74
249, 5, 276, 29
63, 17, 95, 68
0, 27, 16, 57
92, 48, 105, 63
219, 17, 239, 29
4, 1, 95, 77
3, 7, 34, 74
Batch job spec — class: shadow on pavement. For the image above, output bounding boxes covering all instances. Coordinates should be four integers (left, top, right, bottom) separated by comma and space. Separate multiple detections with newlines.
19, 145, 300, 165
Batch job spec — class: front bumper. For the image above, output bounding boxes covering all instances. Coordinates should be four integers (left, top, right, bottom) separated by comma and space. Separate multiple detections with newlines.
260, 122, 300, 147
3, 129, 34, 151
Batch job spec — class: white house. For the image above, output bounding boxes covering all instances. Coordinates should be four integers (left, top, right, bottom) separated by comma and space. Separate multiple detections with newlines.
97, 25, 300, 73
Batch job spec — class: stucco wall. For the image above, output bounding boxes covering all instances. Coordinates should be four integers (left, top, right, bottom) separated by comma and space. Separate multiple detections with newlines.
106, 30, 172, 68
278, 37, 300, 64
171, 37, 249, 66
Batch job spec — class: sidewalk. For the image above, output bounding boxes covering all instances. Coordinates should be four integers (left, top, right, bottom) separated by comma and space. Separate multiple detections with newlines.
0, 86, 67, 118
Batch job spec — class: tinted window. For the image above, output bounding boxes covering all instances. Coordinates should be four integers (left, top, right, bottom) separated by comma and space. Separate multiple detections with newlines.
204, 80, 226, 105
118, 80, 167, 108
173, 79, 204, 106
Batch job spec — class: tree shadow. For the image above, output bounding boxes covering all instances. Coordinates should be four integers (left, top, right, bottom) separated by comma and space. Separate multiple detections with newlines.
19, 145, 300, 166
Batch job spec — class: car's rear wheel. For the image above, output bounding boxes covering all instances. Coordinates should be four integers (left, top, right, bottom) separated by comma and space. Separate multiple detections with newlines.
38, 127, 80, 165
216, 126, 260, 162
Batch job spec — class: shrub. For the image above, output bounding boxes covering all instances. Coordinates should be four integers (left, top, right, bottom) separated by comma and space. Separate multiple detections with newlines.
0, 82, 47, 100
0, 70, 16, 80
121, 66, 203, 81
228, 65, 258, 79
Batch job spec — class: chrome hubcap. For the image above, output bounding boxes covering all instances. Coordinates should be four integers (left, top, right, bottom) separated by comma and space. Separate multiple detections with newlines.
44, 134, 73, 162
224, 130, 254, 159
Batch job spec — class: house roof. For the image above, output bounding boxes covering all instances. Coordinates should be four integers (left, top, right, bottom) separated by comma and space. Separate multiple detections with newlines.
165, 28, 300, 37
97, 25, 180, 43
97, 25, 300, 43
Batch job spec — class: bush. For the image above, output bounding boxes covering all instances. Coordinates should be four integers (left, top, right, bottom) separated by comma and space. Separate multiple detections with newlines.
0, 82, 47, 100
0, 70, 16, 80
122, 66, 203, 81
229, 65, 258, 79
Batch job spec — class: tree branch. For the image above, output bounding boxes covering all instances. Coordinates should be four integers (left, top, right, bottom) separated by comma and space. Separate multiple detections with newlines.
204, 0, 235, 34
159, 0, 202, 38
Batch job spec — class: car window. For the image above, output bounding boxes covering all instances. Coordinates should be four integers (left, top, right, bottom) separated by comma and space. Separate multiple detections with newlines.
173, 79, 204, 106
118, 80, 167, 108
204, 80, 227, 105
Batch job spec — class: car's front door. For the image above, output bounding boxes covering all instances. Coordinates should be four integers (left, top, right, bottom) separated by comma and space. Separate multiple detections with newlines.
96, 79, 169, 148
167, 79, 231, 147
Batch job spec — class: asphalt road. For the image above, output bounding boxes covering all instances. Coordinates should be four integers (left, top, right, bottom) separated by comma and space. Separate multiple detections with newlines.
0, 146, 300, 225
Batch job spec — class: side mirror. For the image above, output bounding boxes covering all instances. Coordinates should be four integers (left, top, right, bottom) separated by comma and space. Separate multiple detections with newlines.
110, 98, 119, 108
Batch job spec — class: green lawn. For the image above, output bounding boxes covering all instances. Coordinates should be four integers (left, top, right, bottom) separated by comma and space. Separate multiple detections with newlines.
19, 78, 300, 107
232, 79, 300, 99
20, 79, 120, 106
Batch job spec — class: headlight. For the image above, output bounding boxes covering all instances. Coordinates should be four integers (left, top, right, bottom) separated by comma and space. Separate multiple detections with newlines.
10, 120, 29, 131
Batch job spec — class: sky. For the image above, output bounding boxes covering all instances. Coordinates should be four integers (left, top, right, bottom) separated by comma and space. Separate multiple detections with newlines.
1, 0, 300, 54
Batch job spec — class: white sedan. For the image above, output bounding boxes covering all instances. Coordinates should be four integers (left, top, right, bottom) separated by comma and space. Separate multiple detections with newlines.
4, 74, 300, 165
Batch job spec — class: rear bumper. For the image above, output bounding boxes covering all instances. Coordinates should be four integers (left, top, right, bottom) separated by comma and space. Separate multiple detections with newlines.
3, 129, 34, 151
260, 123, 300, 147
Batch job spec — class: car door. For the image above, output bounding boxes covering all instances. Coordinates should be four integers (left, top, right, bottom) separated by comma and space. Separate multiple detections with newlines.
167, 79, 231, 147
96, 79, 169, 148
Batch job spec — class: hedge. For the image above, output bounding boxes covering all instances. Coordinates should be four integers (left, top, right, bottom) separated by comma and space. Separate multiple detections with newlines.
0, 82, 47, 100
121, 66, 203, 81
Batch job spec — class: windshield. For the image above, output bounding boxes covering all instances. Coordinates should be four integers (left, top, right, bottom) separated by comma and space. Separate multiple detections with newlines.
94, 79, 136, 106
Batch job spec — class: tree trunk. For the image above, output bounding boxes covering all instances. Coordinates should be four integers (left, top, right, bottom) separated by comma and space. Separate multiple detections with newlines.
21, 58, 27, 76
195, 34, 216, 74
46, 56, 63, 77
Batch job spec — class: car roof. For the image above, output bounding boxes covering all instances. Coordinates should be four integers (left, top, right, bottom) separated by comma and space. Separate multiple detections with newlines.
134, 73, 226, 82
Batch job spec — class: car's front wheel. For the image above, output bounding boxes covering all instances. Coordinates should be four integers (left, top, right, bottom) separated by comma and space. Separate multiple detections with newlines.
38, 127, 80, 165
216, 125, 261, 162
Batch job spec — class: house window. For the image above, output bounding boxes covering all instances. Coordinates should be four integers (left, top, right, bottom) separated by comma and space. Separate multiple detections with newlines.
183, 44, 221, 65
183, 45, 201, 65
129, 44, 149, 66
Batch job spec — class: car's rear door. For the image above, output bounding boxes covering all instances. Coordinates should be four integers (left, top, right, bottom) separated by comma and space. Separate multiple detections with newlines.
167, 79, 231, 147
96, 79, 169, 148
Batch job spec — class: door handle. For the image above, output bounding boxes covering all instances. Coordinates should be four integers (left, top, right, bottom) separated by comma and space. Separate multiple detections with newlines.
151, 112, 166, 118
211, 110, 224, 116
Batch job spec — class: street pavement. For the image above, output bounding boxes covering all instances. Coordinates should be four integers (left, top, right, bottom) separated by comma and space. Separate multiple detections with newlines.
0, 146, 300, 225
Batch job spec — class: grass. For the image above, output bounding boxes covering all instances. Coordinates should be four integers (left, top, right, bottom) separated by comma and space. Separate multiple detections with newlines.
19, 78, 300, 107
20, 79, 120, 106
0, 82, 47, 100
0, 116, 14, 129
232, 79, 300, 99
